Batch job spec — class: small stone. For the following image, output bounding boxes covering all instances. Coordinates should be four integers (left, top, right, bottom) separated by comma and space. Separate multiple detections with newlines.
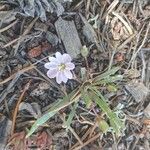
55, 17, 82, 58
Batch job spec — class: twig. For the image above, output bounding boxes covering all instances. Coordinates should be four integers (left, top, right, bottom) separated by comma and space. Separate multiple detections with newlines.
108, 49, 116, 70
69, 126, 83, 146
112, 11, 133, 35
3, 37, 20, 48
140, 51, 146, 82
14, 17, 39, 55
0, 65, 35, 85
89, 120, 98, 138
105, 0, 119, 17
73, 133, 101, 150
112, 133, 118, 150
118, 33, 136, 50
86, 0, 91, 19
0, 20, 18, 33
131, 22, 150, 64
70, 127, 92, 150
2, 17, 38, 49
11, 80, 32, 135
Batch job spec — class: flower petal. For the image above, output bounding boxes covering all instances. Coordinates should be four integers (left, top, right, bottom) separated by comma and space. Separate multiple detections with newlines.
66, 62, 75, 70
64, 70, 73, 79
48, 57, 56, 61
55, 52, 63, 62
62, 54, 72, 63
44, 62, 58, 69
48, 56, 57, 62
47, 69, 58, 78
56, 72, 68, 84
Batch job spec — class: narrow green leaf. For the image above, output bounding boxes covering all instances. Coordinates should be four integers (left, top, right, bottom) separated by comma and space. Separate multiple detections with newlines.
27, 87, 80, 137
26, 111, 56, 138
81, 90, 92, 108
93, 67, 120, 82
88, 86, 124, 136
64, 103, 77, 130
94, 75, 123, 85
99, 119, 110, 133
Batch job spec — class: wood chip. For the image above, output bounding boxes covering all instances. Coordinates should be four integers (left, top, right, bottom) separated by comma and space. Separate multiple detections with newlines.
125, 80, 149, 102
0, 116, 12, 149
79, 14, 101, 50
55, 17, 82, 58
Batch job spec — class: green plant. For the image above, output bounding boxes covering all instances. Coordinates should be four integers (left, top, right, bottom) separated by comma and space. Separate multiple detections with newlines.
26, 67, 125, 138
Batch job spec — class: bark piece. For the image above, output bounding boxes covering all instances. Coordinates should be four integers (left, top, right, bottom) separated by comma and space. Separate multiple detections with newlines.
55, 17, 82, 58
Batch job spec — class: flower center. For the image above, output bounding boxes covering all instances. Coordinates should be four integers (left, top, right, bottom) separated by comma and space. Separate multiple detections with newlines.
58, 63, 66, 71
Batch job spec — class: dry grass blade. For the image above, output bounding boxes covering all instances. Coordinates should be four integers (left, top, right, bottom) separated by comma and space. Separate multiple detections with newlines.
0, 74, 20, 104
0, 19, 18, 33
2, 37, 20, 48
11, 80, 32, 135
131, 22, 150, 62
104, 0, 119, 17
85, 0, 91, 19
22, 17, 38, 36
73, 133, 101, 150
118, 33, 136, 50
69, 126, 83, 146
2, 17, 38, 49
112, 11, 133, 35
0, 65, 35, 85
70, 127, 92, 150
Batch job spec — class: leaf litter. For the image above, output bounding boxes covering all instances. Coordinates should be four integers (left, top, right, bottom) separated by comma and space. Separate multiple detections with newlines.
0, 0, 150, 149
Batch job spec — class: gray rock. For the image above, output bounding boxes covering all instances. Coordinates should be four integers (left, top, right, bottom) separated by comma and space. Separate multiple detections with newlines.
55, 17, 82, 58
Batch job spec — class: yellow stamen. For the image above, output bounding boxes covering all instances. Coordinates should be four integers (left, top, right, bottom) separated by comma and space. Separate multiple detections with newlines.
58, 63, 66, 71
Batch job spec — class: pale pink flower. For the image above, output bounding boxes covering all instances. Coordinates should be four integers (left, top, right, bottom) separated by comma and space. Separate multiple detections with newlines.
44, 52, 75, 84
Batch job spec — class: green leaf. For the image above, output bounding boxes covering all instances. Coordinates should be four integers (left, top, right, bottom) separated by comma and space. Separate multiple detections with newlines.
94, 75, 123, 85
107, 84, 118, 92
63, 103, 78, 130
81, 90, 92, 108
88, 86, 125, 136
93, 67, 120, 82
27, 87, 80, 137
26, 111, 57, 138
98, 119, 110, 133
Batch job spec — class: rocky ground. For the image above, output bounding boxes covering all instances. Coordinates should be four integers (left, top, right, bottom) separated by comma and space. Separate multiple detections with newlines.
0, 0, 150, 150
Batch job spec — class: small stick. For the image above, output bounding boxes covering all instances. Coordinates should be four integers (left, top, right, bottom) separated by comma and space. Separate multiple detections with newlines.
112, 11, 133, 35
131, 22, 150, 63
11, 80, 31, 135
3, 17, 38, 48
69, 126, 83, 146
140, 51, 146, 82
3, 38, 20, 48
70, 127, 92, 150
89, 121, 98, 138
0, 20, 18, 33
85, 0, 91, 19
0, 65, 35, 85
73, 133, 101, 150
